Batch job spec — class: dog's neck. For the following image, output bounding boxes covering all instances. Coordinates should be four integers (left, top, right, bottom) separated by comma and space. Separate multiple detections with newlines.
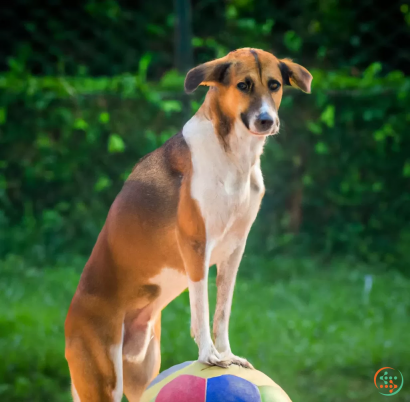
189, 90, 266, 171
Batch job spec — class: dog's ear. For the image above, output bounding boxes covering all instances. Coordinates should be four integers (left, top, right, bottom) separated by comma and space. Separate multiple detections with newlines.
279, 59, 312, 93
184, 60, 232, 94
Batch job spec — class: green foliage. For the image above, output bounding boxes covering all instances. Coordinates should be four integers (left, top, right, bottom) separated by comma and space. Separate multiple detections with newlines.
253, 72, 410, 271
4, 0, 408, 78
1, 257, 409, 402
1, 67, 409, 270
108, 134, 125, 153
0, 66, 187, 261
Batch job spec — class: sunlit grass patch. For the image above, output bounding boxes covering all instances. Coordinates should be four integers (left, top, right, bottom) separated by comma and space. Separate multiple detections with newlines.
0, 256, 409, 402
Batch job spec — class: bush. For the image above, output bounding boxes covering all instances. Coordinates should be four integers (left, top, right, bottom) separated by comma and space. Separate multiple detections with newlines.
1, 64, 409, 270
257, 67, 410, 271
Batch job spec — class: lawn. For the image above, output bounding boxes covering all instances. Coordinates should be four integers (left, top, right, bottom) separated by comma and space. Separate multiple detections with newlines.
0, 255, 409, 401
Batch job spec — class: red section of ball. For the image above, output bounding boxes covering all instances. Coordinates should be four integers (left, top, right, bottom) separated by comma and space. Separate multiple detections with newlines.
155, 375, 206, 402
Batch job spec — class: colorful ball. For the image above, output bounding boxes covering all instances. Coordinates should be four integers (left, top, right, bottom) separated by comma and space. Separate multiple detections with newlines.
141, 361, 292, 402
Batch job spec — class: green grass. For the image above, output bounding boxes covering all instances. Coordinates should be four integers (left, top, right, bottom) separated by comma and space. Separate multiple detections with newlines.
0, 255, 409, 401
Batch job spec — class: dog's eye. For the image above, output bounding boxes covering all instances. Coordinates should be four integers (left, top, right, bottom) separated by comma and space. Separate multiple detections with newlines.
237, 82, 248, 92
268, 80, 281, 92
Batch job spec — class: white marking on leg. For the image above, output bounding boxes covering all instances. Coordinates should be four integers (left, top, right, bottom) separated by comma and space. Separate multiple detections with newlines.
123, 321, 152, 364
188, 277, 210, 347
71, 383, 81, 402
214, 244, 245, 354
188, 276, 220, 363
110, 324, 124, 402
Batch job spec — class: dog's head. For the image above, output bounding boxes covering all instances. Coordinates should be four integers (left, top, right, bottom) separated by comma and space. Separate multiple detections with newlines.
185, 48, 312, 137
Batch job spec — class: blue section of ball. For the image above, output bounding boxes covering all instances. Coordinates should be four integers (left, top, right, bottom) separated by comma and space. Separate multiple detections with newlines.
206, 374, 261, 402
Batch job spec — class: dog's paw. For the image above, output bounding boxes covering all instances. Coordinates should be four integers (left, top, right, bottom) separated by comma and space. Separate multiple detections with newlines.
218, 351, 254, 369
198, 344, 229, 368
199, 346, 254, 369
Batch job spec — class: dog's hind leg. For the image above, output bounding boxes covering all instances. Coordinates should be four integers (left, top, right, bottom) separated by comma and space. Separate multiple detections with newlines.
122, 310, 162, 402
65, 298, 124, 402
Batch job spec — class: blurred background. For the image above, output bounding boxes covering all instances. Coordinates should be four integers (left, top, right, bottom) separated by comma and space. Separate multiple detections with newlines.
0, 0, 409, 401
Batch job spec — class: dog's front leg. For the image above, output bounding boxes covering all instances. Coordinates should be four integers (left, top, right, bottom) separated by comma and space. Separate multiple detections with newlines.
177, 222, 225, 367
188, 262, 224, 366
181, 241, 225, 366
213, 243, 253, 368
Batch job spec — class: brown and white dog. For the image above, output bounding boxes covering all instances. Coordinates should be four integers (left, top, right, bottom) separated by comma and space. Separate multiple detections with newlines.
65, 48, 312, 402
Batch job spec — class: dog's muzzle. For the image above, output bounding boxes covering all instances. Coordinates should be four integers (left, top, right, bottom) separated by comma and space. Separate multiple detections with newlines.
251, 112, 280, 135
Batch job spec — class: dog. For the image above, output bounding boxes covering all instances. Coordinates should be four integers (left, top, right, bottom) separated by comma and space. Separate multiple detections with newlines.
65, 48, 312, 402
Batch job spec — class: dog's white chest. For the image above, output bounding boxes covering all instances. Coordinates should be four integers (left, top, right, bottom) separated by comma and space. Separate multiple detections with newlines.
197, 164, 249, 238
183, 116, 264, 250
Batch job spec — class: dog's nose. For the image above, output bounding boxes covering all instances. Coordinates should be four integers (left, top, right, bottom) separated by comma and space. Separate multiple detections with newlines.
254, 112, 274, 132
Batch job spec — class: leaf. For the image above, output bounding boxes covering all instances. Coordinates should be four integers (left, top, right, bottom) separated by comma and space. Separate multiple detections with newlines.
373, 124, 395, 142
191, 101, 201, 113
363, 62, 382, 82
108, 134, 125, 153
36, 134, 52, 149
261, 19, 274, 34
161, 100, 182, 114
284, 30, 302, 52
99, 112, 110, 124
138, 53, 152, 82
159, 70, 185, 89
320, 105, 335, 128
373, 129, 385, 142
237, 18, 256, 30
192, 37, 204, 47
94, 176, 112, 192
226, 5, 238, 19
307, 121, 322, 135
73, 118, 88, 131
315, 141, 328, 154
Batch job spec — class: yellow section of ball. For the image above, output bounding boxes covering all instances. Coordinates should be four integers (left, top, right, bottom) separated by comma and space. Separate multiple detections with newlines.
141, 361, 292, 402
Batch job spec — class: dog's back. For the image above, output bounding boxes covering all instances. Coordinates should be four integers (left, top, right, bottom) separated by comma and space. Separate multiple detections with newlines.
71, 132, 190, 302
65, 132, 192, 400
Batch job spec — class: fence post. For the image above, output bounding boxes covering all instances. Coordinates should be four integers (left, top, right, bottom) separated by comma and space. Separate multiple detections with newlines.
174, 0, 193, 119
